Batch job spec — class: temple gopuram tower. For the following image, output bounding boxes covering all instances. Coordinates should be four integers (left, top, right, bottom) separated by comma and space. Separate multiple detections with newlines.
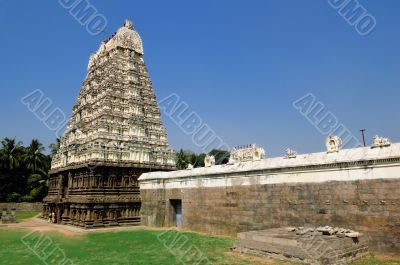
43, 20, 176, 228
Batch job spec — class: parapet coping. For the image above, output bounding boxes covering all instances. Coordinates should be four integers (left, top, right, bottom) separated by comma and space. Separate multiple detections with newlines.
139, 143, 400, 182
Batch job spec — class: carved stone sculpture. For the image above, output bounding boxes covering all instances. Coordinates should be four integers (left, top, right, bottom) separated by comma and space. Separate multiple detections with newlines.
285, 148, 298, 159
1, 208, 16, 224
372, 135, 391, 148
204, 155, 216, 167
326, 135, 342, 153
230, 144, 265, 162
43, 19, 176, 228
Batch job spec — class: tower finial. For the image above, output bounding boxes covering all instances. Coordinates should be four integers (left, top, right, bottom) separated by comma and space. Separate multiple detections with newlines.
124, 19, 134, 30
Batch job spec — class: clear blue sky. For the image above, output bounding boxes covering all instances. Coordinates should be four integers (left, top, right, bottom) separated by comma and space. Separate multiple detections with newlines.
0, 0, 399, 156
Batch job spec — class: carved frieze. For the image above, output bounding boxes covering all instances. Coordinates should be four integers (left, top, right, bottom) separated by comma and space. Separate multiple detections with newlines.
371, 135, 391, 148
230, 144, 265, 162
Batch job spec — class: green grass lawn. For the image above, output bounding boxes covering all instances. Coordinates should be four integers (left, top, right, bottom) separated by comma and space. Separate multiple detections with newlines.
0, 228, 398, 265
351, 255, 400, 265
15, 211, 40, 222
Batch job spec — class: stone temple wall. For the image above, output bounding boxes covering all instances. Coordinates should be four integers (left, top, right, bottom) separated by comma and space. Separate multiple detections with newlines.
139, 143, 400, 254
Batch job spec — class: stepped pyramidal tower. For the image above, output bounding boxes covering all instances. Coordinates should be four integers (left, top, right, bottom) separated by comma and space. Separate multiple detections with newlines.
43, 20, 176, 228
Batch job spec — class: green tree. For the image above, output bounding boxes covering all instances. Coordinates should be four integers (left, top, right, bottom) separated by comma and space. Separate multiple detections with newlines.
0, 138, 26, 202
0, 137, 24, 170
193, 153, 206, 168
209, 149, 230, 165
176, 149, 189, 170
24, 139, 46, 173
0, 137, 50, 202
49, 137, 61, 158
175, 150, 214, 169
22, 173, 48, 202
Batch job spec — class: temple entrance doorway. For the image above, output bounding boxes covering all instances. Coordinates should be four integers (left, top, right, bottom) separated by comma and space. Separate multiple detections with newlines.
170, 200, 182, 228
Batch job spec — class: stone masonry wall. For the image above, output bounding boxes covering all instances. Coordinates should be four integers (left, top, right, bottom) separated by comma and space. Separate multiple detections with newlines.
0, 203, 43, 212
141, 178, 400, 254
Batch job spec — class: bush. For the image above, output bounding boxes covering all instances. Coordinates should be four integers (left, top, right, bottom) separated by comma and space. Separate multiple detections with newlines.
29, 186, 47, 201
6, 193, 21, 202
20, 195, 34, 202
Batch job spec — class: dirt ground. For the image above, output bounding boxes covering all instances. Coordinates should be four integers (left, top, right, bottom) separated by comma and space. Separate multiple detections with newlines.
0, 217, 145, 237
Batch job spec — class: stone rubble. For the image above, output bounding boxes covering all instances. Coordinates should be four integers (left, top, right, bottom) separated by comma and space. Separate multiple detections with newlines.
288, 226, 361, 238
234, 228, 369, 265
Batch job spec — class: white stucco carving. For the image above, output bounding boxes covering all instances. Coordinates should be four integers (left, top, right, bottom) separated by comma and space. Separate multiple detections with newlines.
372, 135, 391, 148
285, 148, 298, 159
204, 155, 215, 167
51, 19, 175, 170
227, 157, 236, 165
139, 143, 400, 189
326, 135, 342, 153
86, 20, 144, 71
231, 144, 265, 162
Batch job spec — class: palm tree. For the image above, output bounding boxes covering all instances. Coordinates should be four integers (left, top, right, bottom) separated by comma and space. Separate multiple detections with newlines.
49, 137, 61, 158
24, 139, 46, 173
0, 137, 24, 171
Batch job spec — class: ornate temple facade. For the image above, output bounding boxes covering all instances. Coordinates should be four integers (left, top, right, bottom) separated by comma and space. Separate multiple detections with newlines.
43, 20, 176, 228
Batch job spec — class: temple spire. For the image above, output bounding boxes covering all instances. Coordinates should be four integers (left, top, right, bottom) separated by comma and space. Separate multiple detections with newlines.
124, 19, 134, 30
